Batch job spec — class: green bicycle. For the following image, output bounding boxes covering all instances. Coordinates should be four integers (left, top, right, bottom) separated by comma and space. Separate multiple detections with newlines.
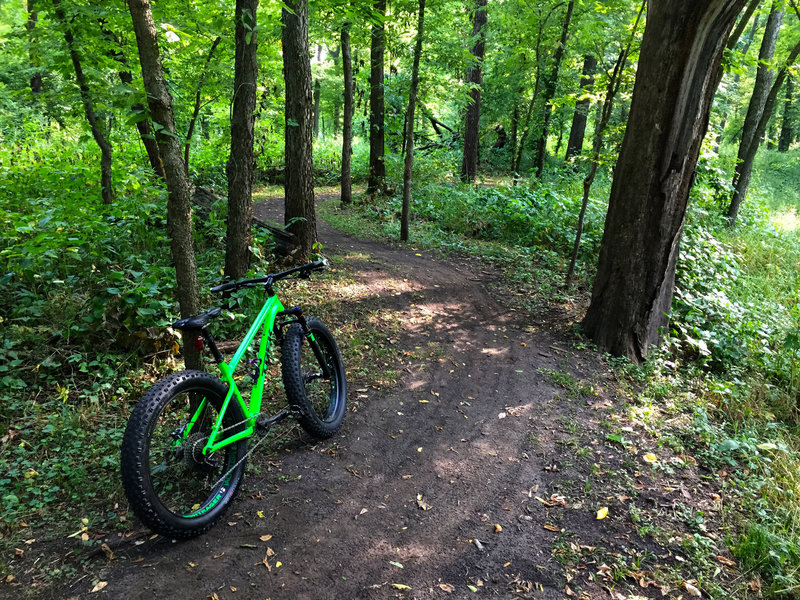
120, 260, 346, 539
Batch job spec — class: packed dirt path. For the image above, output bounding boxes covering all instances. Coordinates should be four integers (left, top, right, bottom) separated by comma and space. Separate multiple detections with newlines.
54, 197, 674, 600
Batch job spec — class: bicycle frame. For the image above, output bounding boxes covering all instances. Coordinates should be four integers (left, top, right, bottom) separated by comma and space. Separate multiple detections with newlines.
182, 293, 287, 456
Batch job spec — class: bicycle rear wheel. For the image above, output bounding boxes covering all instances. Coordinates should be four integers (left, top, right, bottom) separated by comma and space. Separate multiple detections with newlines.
281, 317, 347, 439
120, 370, 248, 539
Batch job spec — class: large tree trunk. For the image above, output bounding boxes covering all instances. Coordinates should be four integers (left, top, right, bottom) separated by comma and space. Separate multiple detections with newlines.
185, 36, 222, 177
779, 76, 795, 152
400, 0, 426, 241
226, 0, 258, 279
341, 22, 354, 206
367, 0, 387, 195
727, 3, 784, 225
282, 0, 317, 259
54, 0, 114, 205
460, 0, 487, 183
564, 55, 596, 162
128, 0, 202, 370
532, 0, 574, 179
582, 0, 747, 362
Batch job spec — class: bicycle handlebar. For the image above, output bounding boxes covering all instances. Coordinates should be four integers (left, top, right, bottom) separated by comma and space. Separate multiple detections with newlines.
210, 259, 328, 294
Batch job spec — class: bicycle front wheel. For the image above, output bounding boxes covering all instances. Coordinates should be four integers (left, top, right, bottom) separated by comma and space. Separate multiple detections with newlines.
282, 317, 347, 439
120, 370, 248, 539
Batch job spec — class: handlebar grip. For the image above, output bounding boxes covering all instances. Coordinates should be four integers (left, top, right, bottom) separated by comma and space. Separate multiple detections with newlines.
210, 281, 237, 294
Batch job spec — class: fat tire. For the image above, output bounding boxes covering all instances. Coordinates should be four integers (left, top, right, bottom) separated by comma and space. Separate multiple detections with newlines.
120, 370, 248, 539
282, 317, 347, 439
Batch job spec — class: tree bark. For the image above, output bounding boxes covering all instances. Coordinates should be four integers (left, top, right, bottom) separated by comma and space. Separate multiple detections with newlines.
282, 0, 317, 259
728, 3, 784, 225
779, 76, 794, 152
226, 0, 258, 279
53, 0, 114, 205
582, 0, 747, 362
128, 0, 202, 370
118, 69, 165, 180
533, 0, 574, 178
185, 36, 222, 177
460, 0, 487, 183
564, 55, 596, 162
341, 22, 354, 206
401, 0, 426, 241
367, 0, 387, 195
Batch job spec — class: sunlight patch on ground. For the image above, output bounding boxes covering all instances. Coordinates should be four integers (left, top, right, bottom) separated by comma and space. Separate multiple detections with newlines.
771, 207, 800, 232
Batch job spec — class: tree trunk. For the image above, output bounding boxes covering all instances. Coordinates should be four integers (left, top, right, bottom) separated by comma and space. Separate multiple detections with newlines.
401, 0, 426, 241
564, 55, 596, 162
53, 0, 113, 205
185, 36, 222, 177
282, 0, 317, 259
460, 0, 487, 183
367, 0, 387, 195
582, 0, 747, 362
128, 0, 202, 370
533, 0, 574, 179
26, 1, 41, 95
226, 0, 258, 279
779, 76, 794, 152
341, 21, 354, 206
727, 3, 784, 225
510, 101, 519, 172
313, 79, 321, 138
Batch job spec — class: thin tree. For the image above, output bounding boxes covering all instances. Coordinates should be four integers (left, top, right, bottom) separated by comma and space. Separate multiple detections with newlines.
460, 0, 487, 183
779, 76, 795, 151
128, 0, 202, 369
401, 0, 426, 241
727, 2, 792, 224
26, 1, 41, 95
226, 0, 259, 279
367, 0, 387, 195
282, 0, 317, 258
341, 19, 354, 206
532, 0, 574, 179
53, 0, 114, 205
564, 55, 596, 162
582, 0, 748, 362
565, 1, 645, 286
185, 35, 222, 176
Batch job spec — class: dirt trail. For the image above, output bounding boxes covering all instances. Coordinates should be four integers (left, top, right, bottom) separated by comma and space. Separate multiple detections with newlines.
53, 197, 668, 600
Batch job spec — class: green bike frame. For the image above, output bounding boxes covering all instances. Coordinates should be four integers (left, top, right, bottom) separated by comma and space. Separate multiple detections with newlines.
182, 293, 286, 456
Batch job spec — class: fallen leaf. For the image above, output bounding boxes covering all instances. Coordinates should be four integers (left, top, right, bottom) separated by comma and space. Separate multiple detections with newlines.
467, 584, 478, 592
439, 583, 455, 593
390, 561, 404, 569
391, 583, 411, 590
101, 543, 115, 561
90, 581, 108, 593
266, 547, 275, 557
260, 534, 273, 542
716, 555, 737, 567
643, 453, 658, 464
257, 510, 265, 518
188, 562, 196, 568
81, 533, 89, 542
494, 524, 502, 533
683, 581, 702, 597
275, 561, 282, 568
543, 524, 560, 532
565, 584, 576, 596
417, 496, 432, 511
596, 507, 609, 520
